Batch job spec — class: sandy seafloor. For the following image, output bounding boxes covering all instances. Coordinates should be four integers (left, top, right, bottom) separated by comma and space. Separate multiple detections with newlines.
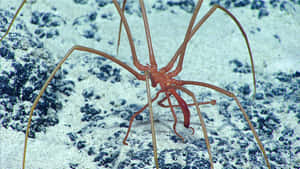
0, 0, 299, 169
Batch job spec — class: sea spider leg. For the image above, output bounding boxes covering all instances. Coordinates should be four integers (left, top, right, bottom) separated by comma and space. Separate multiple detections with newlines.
112, 0, 149, 71
157, 95, 216, 108
165, 91, 185, 141
160, 0, 204, 74
145, 71, 159, 169
188, 4, 256, 94
118, 0, 158, 69
22, 45, 144, 169
0, 0, 27, 43
116, 0, 127, 56
157, 91, 215, 137
158, 94, 216, 136
116, 0, 158, 69
138, 0, 158, 67
162, 85, 214, 169
162, 2, 256, 96
0, 0, 148, 72
122, 89, 163, 145
179, 80, 271, 169
179, 86, 214, 169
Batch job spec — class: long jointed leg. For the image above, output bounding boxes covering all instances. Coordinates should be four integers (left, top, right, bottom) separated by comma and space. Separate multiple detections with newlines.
116, 0, 158, 68
164, 86, 215, 169
190, 4, 257, 97
122, 89, 163, 145
0, 0, 27, 43
145, 71, 159, 169
165, 92, 186, 142
157, 95, 216, 108
112, 0, 148, 71
22, 45, 144, 169
165, 0, 204, 76
180, 80, 271, 169
164, 2, 256, 97
116, 0, 127, 56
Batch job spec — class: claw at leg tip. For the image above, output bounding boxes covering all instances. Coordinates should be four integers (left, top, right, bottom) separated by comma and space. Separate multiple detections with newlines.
123, 141, 128, 145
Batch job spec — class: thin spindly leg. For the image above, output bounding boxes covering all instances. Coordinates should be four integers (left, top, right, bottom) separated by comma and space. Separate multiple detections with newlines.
112, 0, 148, 71
165, 92, 185, 142
22, 45, 144, 169
158, 95, 216, 108
191, 5, 256, 95
164, 85, 214, 169
168, 4, 256, 95
145, 71, 159, 169
123, 90, 162, 145
116, 0, 127, 56
0, 0, 27, 43
123, 104, 148, 145
179, 80, 271, 169
116, 0, 158, 67
138, 0, 157, 67
161, 0, 204, 74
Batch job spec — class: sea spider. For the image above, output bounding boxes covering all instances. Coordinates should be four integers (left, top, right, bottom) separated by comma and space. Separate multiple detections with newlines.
1, 0, 271, 168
